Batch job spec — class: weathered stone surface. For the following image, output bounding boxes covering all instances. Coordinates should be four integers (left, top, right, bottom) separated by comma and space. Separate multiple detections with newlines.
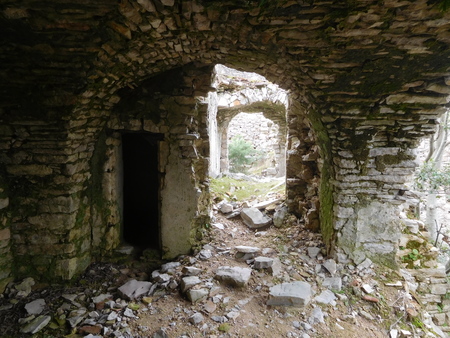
267, 281, 312, 307
186, 288, 209, 303
235, 246, 260, 253
323, 277, 342, 291
20, 315, 51, 334
2, 0, 450, 289
253, 256, 274, 269
322, 259, 337, 276
180, 276, 202, 293
273, 205, 288, 228
240, 208, 272, 229
215, 266, 252, 287
189, 312, 204, 325
160, 262, 180, 273
307, 247, 321, 259
182, 266, 202, 276
25, 299, 46, 316
220, 203, 233, 214
314, 290, 336, 305
118, 279, 152, 300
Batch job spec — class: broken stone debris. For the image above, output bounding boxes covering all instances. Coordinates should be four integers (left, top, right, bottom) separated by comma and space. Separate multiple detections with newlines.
180, 276, 202, 293
220, 202, 233, 214
118, 279, 152, 300
20, 315, 51, 334
214, 266, 252, 287
273, 205, 288, 228
235, 245, 260, 261
240, 207, 272, 229
25, 298, 46, 315
253, 256, 274, 269
267, 281, 312, 307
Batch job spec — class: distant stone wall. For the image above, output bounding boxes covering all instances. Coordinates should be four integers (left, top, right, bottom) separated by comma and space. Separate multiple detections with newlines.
227, 112, 281, 174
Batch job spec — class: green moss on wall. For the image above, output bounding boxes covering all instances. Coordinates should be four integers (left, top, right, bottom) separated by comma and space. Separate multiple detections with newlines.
307, 109, 335, 251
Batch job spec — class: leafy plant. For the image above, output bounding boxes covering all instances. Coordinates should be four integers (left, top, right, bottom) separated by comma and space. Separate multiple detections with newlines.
415, 160, 450, 193
228, 135, 264, 173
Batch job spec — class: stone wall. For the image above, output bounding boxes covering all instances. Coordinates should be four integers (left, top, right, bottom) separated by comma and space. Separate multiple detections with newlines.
209, 65, 288, 178
1, 0, 450, 282
227, 112, 282, 175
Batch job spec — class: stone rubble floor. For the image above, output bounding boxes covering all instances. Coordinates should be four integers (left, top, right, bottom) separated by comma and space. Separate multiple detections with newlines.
0, 211, 435, 338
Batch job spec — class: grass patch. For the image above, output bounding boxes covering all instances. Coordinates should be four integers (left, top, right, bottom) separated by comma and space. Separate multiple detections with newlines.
210, 176, 285, 202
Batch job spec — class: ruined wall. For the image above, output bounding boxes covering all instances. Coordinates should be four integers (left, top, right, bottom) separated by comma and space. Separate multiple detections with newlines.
88, 64, 214, 260
1, 0, 450, 282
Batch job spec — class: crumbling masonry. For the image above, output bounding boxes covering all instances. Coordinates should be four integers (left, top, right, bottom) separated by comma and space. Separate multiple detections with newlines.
1, 0, 450, 289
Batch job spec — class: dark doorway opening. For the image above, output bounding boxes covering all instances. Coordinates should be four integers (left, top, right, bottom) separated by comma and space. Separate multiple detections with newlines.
122, 132, 163, 250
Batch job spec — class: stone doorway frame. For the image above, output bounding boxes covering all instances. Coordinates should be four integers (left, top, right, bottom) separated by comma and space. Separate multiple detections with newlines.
120, 131, 164, 252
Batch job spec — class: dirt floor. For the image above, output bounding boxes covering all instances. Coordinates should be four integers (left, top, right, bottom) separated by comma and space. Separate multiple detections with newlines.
0, 182, 427, 338
128, 213, 409, 338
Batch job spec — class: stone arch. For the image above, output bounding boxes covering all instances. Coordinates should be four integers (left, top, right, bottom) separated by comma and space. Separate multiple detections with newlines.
207, 64, 289, 178
2, 0, 450, 284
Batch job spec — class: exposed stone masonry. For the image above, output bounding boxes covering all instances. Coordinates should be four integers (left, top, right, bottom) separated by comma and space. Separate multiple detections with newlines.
1, 0, 450, 285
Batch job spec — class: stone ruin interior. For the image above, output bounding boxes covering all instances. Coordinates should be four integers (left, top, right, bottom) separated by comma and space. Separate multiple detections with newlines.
2, 0, 450, 295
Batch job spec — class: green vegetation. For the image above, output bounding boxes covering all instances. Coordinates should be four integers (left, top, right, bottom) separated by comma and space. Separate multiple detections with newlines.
210, 176, 285, 202
228, 135, 265, 174
218, 323, 231, 332
415, 160, 450, 193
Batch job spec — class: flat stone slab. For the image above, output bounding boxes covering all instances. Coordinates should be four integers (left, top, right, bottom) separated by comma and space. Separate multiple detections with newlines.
182, 266, 202, 276
220, 203, 233, 214
118, 279, 152, 300
253, 256, 274, 269
235, 245, 260, 253
323, 277, 342, 291
314, 289, 336, 305
25, 298, 46, 315
187, 288, 209, 303
215, 266, 252, 287
181, 276, 202, 293
20, 315, 51, 334
267, 281, 312, 307
241, 208, 272, 229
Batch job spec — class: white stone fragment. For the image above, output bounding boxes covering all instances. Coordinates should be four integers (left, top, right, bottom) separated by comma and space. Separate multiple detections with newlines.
118, 280, 153, 300
215, 266, 252, 287
241, 208, 272, 229
25, 299, 46, 316
267, 281, 312, 307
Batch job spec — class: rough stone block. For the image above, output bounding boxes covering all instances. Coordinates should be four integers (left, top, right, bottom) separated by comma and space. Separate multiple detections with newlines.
323, 277, 342, 291
181, 276, 202, 293
215, 266, 251, 287
240, 208, 272, 229
267, 281, 312, 307
430, 284, 448, 295
187, 288, 209, 303
253, 256, 273, 269
118, 279, 152, 300
25, 299, 46, 315
0, 229, 10, 241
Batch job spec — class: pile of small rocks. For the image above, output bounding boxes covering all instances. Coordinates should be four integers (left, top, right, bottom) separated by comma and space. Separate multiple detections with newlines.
1, 202, 449, 337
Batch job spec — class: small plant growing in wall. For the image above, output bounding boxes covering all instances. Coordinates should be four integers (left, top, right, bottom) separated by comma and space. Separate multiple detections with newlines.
228, 135, 264, 174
